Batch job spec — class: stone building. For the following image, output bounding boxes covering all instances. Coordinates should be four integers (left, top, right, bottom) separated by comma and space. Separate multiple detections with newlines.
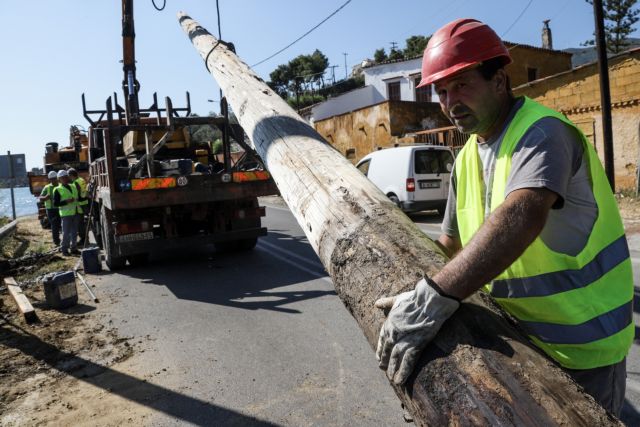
515, 48, 640, 191
314, 101, 449, 163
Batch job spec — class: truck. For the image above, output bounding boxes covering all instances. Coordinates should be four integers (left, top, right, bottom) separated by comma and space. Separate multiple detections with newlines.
81, 0, 277, 269
28, 126, 91, 228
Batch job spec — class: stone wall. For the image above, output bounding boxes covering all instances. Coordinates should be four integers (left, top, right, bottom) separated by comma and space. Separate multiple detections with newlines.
506, 44, 573, 87
314, 101, 448, 163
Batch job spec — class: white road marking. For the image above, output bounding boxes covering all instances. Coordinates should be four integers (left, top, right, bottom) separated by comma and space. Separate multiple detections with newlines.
259, 239, 325, 272
257, 242, 332, 285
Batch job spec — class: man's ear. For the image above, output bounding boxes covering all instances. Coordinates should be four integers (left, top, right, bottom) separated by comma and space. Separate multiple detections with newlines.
494, 69, 508, 94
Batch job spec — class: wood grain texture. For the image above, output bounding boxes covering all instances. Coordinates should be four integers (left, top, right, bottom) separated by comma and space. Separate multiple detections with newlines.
178, 12, 621, 426
5, 277, 37, 323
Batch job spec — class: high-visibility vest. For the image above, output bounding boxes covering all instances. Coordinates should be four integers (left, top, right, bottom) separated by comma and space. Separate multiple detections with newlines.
455, 97, 633, 370
54, 184, 78, 218
74, 176, 89, 213
41, 183, 55, 210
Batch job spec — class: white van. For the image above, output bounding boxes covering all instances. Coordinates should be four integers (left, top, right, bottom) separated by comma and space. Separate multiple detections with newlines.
356, 145, 454, 214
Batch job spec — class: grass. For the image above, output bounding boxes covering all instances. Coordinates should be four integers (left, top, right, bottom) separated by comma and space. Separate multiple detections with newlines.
0, 216, 10, 227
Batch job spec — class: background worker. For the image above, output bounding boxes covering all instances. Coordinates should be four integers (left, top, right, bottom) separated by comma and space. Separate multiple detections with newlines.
375, 18, 633, 416
39, 171, 61, 247
68, 168, 88, 246
53, 169, 79, 256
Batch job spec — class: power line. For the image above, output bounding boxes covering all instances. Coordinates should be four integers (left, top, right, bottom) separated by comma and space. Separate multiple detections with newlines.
151, 0, 166, 11
251, 0, 354, 68
216, 0, 222, 39
501, 0, 534, 38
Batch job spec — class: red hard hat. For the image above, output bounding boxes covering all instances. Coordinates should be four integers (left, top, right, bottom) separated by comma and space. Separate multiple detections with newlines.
417, 18, 512, 87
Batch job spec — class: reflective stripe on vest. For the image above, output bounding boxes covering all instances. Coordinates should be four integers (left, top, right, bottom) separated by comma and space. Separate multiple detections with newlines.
55, 184, 78, 217
455, 97, 633, 369
42, 183, 54, 209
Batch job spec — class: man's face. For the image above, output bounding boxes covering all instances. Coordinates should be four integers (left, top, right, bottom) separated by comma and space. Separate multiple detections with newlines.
59, 176, 69, 185
49, 178, 57, 185
434, 68, 504, 137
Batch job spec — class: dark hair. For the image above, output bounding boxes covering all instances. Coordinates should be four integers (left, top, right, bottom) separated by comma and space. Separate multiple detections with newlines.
478, 57, 506, 80
478, 56, 513, 95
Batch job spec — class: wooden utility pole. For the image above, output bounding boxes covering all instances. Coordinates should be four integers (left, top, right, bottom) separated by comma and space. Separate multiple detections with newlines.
178, 13, 620, 426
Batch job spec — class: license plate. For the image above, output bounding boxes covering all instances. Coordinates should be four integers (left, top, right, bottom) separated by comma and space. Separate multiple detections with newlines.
115, 231, 154, 243
419, 181, 440, 189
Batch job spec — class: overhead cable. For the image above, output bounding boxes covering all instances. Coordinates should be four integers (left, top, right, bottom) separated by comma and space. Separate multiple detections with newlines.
251, 0, 353, 68
501, 0, 534, 38
151, 0, 166, 11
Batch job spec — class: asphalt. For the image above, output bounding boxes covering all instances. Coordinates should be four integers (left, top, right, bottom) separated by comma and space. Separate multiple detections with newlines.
93, 205, 406, 426
89, 203, 640, 426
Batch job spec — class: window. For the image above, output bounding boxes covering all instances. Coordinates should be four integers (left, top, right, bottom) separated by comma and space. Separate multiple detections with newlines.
356, 159, 371, 176
345, 148, 356, 160
414, 77, 432, 102
387, 81, 401, 101
414, 150, 454, 174
527, 67, 538, 82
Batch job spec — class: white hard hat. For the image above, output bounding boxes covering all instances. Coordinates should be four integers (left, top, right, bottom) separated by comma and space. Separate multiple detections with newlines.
48, 171, 58, 179
57, 170, 68, 178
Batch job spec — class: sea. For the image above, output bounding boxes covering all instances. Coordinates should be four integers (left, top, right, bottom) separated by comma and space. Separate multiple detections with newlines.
0, 187, 38, 219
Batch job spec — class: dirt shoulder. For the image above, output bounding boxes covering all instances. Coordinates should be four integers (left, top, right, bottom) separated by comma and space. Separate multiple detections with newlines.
0, 218, 150, 426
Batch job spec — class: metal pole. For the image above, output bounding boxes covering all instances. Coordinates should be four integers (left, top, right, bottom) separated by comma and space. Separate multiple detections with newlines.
7, 151, 16, 220
343, 52, 348, 80
592, 0, 615, 191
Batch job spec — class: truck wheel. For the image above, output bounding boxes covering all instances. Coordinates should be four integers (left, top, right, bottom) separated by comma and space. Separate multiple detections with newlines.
100, 206, 126, 270
237, 237, 258, 251
127, 253, 149, 267
214, 237, 257, 253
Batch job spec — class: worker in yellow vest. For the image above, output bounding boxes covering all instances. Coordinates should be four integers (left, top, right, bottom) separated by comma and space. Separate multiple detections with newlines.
39, 171, 61, 246
53, 169, 79, 256
375, 19, 632, 416
68, 168, 88, 246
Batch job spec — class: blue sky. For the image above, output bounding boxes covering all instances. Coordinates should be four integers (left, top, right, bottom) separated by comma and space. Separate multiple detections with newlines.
2, 0, 638, 169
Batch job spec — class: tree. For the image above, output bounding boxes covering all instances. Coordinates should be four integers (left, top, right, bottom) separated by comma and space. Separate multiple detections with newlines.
388, 48, 404, 61
268, 50, 329, 99
584, 0, 640, 53
404, 35, 430, 57
374, 48, 388, 63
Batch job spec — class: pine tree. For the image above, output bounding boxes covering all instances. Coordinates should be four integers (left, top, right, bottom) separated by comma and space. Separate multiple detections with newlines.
584, 0, 640, 53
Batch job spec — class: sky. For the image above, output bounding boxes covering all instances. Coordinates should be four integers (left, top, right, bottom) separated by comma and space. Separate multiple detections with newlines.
1, 0, 639, 170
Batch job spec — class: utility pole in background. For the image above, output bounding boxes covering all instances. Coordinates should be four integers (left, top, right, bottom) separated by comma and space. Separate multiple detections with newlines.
390, 41, 398, 51
592, 0, 615, 190
7, 151, 16, 220
342, 53, 348, 80
329, 65, 339, 85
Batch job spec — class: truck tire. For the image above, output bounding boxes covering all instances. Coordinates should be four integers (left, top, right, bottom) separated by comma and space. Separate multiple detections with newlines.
214, 237, 257, 253
127, 253, 149, 267
100, 206, 126, 270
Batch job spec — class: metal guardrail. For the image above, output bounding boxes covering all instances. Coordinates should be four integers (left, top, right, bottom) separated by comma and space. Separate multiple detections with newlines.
414, 126, 467, 156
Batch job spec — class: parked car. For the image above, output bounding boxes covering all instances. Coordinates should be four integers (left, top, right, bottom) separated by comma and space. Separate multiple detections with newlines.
356, 145, 454, 214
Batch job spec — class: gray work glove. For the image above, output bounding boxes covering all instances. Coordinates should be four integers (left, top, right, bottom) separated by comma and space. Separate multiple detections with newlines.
375, 278, 460, 385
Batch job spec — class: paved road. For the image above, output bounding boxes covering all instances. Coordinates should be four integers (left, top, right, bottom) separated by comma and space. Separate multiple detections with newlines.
95, 204, 406, 426
94, 203, 640, 425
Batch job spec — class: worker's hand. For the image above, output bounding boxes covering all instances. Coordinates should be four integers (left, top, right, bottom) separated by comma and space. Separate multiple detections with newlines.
375, 278, 459, 385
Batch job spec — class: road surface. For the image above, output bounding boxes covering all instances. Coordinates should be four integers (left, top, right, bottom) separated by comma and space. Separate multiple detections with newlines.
90, 202, 639, 425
